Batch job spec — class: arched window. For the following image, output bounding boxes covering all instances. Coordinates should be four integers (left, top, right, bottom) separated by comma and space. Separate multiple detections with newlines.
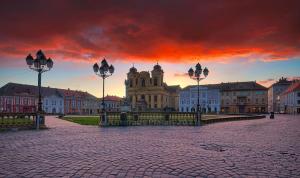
154, 77, 158, 86
129, 80, 133, 87
141, 78, 146, 87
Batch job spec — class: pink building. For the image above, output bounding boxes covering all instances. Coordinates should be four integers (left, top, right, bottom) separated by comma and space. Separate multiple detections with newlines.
0, 83, 37, 113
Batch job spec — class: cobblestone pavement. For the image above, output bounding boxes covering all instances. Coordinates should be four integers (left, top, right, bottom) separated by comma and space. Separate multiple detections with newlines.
0, 115, 299, 178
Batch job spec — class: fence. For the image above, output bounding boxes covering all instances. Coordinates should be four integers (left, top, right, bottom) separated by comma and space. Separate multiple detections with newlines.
104, 112, 197, 126
0, 113, 37, 129
102, 112, 266, 127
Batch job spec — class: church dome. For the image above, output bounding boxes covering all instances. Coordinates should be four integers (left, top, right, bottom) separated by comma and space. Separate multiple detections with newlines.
153, 63, 162, 71
129, 66, 137, 73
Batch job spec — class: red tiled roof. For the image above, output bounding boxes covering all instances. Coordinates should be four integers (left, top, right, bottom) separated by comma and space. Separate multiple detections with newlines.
281, 82, 300, 95
100, 95, 122, 101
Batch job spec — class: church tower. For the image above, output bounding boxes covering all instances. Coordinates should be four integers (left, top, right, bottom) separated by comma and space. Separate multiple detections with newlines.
151, 63, 164, 87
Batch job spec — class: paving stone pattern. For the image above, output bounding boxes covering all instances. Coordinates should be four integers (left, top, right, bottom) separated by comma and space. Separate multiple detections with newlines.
0, 115, 299, 177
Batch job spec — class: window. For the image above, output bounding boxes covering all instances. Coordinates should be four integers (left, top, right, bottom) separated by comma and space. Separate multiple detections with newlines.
154, 77, 158, 86
256, 91, 264, 95
141, 95, 145, 100
129, 80, 133, 87
154, 95, 157, 102
298, 100, 300, 105
135, 78, 138, 86
15, 97, 20, 104
23, 98, 28, 105
141, 79, 146, 87
298, 92, 300, 97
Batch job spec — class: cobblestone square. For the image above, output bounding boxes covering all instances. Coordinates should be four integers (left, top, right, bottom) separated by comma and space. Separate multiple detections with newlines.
0, 115, 299, 177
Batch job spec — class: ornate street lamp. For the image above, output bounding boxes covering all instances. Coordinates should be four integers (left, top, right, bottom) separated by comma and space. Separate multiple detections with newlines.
26, 50, 53, 129
188, 63, 209, 126
93, 58, 114, 126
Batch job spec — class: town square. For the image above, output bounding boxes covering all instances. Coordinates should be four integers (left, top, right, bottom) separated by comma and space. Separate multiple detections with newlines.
1, 115, 299, 177
0, 0, 300, 177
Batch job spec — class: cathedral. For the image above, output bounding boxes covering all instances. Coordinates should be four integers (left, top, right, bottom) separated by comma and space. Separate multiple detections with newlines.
125, 64, 180, 111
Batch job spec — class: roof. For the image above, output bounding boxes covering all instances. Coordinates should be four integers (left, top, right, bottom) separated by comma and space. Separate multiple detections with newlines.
281, 82, 300, 95
165, 85, 181, 93
220, 81, 267, 91
0, 82, 97, 99
0, 83, 37, 97
0, 83, 64, 97
270, 77, 293, 88
181, 84, 221, 90
181, 82, 266, 91
100, 95, 122, 102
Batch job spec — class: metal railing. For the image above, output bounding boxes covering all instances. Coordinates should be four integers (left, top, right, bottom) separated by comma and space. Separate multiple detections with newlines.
101, 111, 266, 127
0, 113, 37, 129
104, 112, 197, 126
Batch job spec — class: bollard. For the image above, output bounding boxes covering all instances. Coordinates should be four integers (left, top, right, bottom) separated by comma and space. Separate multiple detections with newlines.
270, 112, 275, 119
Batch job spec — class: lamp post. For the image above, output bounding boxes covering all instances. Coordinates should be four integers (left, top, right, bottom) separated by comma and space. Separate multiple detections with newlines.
93, 58, 114, 126
188, 63, 209, 126
25, 50, 53, 130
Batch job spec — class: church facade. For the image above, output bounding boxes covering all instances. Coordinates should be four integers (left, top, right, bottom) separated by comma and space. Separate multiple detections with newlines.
125, 64, 180, 111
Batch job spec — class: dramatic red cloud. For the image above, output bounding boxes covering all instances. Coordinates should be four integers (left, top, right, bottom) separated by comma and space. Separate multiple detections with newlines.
0, 0, 299, 63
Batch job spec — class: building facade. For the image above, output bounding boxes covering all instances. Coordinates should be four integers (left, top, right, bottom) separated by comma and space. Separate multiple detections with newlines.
220, 82, 268, 114
42, 89, 64, 114
125, 64, 180, 111
0, 83, 38, 113
268, 77, 293, 113
100, 95, 122, 112
179, 85, 221, 113
81, 92, 99, 115
0, 83, 100, 115
280, 82, 300, 114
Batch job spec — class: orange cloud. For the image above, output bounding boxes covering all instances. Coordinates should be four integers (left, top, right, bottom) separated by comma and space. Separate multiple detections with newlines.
0, 0, 299, 64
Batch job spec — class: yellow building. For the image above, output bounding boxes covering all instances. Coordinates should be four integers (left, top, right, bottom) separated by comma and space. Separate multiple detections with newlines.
125, 64, 180, 111
220, 82, 268, 113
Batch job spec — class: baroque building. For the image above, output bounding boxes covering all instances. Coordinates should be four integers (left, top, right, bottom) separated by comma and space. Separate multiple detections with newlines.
125, 64, 180, 111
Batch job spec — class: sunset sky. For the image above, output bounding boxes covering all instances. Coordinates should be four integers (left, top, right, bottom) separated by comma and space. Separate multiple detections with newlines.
0, 0, 299, 97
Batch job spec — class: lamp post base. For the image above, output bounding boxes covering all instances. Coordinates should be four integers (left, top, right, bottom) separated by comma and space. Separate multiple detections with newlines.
196, 111, 201, 126
36, 114, 40, 130
100, 112, 108, 127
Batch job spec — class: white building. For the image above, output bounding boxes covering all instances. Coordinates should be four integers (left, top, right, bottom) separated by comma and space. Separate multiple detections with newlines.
100, 95, 122, 112
280, 82, 300, 114
42, 89, 64, 114
268, 77, 292, 112
179, 84, 221, 113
